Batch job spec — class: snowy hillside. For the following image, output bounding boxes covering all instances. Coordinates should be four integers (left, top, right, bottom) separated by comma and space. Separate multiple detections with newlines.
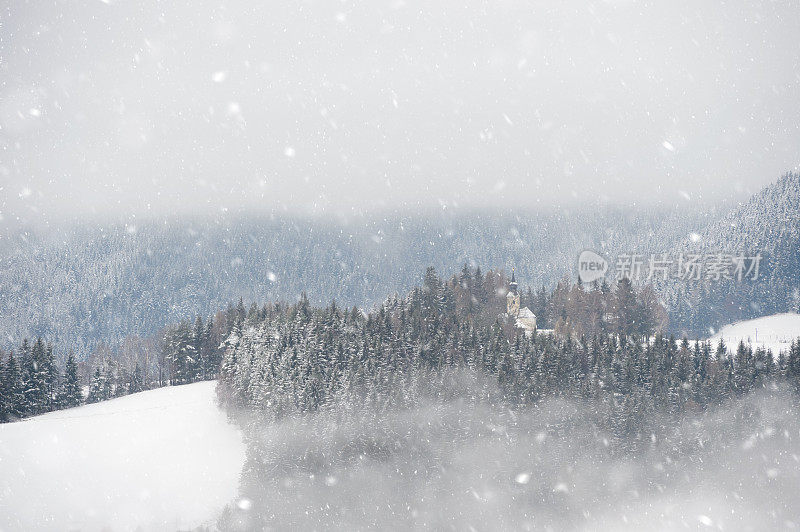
0, 208, 699, 354
0, 381, 245, 531
664, 173, 800, 335
709, 312, 800, 356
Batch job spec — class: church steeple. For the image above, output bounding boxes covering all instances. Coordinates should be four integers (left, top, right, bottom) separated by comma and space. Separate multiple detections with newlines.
507, 267, 520, 317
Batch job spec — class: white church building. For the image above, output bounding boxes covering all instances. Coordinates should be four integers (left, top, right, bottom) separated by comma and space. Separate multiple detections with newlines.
506, 270, 537, 334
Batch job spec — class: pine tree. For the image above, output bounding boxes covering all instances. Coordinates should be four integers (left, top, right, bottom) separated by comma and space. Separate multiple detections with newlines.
86, 366, 107, 404
715, 338, 727, 358
614, 278, 638, 338
193, 316, 206, 381
422, 267, 443, 338
44, 342, 59, 411
60, 351, 83, 408
0, 353, 7, 422
129, 362, 144, 394
164, 321, 196, 385
788, 338, 800, 389
236, 297, 247, 323
26, 338, 50, 415
19, 339, 33, 416
732, 341, 753, 396
3, 353, 25, 419
104, 359, 117, 398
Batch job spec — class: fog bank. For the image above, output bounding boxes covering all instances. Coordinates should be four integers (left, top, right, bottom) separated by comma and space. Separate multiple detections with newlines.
222, 372, 800, 530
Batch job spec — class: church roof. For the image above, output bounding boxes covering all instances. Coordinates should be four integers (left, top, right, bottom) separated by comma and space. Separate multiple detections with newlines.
518, 307, 536, 319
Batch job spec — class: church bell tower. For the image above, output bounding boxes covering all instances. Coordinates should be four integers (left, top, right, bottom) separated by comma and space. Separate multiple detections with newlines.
507, 269, 520, 317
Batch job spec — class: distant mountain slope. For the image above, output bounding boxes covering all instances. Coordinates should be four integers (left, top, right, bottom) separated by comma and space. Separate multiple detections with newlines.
0, 381, 245, 531
0, 208, 700, 354
665, 172, 800, 335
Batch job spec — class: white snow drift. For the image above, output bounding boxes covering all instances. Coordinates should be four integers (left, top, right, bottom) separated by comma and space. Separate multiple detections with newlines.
0, 381, 245, 531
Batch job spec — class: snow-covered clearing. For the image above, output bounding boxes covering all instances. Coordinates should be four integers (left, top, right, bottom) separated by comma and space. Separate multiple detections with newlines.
0, 381, 245, 531
709, 312, 800, 356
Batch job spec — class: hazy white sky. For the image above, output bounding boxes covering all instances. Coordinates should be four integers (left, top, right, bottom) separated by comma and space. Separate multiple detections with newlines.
1, 0, 799, 222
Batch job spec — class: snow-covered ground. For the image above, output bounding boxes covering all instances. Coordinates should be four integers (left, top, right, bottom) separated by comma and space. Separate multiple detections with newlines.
0, 381, 245, 531
709, 312, 800, 355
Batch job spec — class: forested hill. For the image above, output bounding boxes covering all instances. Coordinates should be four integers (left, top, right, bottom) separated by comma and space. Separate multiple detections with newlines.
0, 207, 701, 354
662, 172, 800, 336
218, 266, 800, 425
3, 172, 795, 355
0, 265, 666, 423
216, 265, 800, 529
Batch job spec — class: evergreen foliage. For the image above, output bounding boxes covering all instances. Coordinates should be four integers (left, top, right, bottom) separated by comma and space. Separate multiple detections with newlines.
1, 352, 25, 419
0, 206, 718, 355
0, 310, 233, 422
60, 351, 83, 408
86, 366, 107, 404
217, 266, 797, 443
663, 172, 800, 335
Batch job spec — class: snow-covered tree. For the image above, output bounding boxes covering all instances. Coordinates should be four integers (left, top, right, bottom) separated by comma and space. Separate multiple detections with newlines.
60, 351, 83, 408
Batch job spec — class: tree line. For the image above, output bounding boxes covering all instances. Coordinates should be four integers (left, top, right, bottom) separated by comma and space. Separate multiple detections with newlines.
5, 264, 799, 428
217, 266, 800, 446
0, 338, 83, 420
0, 303, 247, 423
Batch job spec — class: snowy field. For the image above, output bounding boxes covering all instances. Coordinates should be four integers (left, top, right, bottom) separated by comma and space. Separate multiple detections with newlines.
709, 312, 800, 356
0, 381, 245, 531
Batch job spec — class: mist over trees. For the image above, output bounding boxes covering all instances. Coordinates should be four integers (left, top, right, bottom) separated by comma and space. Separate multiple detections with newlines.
214, 266, 800, 530
217, 265, 800, 427
6, 262, 799, 425
0, 206, 709, 355
2, 174, 798, 361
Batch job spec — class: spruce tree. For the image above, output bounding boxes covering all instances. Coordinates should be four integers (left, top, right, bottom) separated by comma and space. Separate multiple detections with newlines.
19, 339, 33, 416
60, 351, 83, 408
27, 338, 49, 415
86, 366, 106, 404
129, 362, 144, 394
203, 318, 218, 379
44, 342, 58, 411
0, 353, 7, 422
3, 353, 25, 418
614, 277, 638, 337
102, 360, 115, 399
193, 316, 206, 381
788, 338, 800, 388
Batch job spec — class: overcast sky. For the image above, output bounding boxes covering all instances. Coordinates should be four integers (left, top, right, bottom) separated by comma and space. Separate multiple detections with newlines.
1, 0, 799, 223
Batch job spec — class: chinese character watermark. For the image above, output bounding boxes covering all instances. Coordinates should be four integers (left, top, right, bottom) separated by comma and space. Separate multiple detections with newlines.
578, 251, 763, 284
